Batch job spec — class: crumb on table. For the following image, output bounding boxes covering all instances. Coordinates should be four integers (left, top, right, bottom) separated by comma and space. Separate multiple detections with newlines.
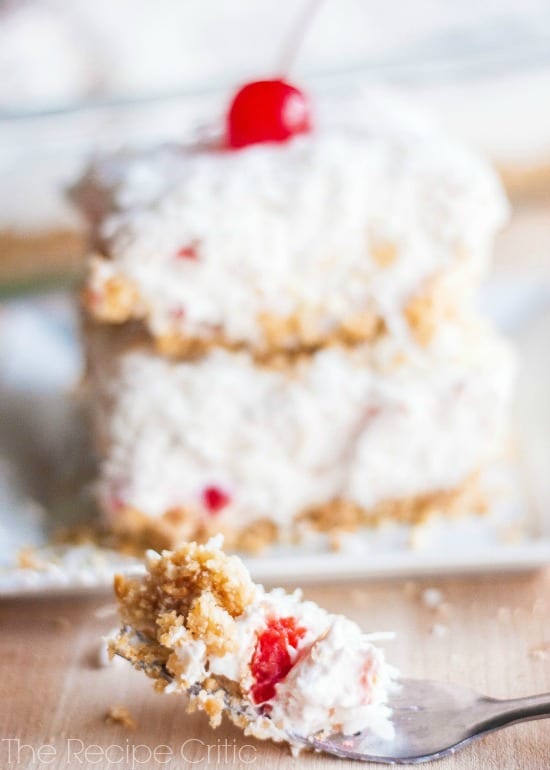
52, 616, 71, 630
104, 705, 136, 730
421, 587, 444, 609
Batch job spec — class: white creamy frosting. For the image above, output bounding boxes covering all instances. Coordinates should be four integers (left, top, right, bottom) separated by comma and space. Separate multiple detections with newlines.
164, 634, 208, 690
270, 616, 396, 739
88, 318, 515, 530
78, 90, 507, 345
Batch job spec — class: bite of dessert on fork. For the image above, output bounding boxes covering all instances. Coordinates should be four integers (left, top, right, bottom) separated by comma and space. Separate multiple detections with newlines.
110, 536, 398, 752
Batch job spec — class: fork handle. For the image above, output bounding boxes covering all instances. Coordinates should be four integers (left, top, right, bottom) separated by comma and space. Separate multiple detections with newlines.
480, 693, 550, 730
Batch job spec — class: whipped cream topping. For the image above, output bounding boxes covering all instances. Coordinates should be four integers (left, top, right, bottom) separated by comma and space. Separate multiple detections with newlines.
270, 617, 396, 739
88, 318, 515, 531
77, 91, 508, 346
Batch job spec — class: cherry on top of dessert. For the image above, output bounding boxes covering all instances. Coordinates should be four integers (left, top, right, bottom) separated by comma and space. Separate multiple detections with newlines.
226, 79, 311, 149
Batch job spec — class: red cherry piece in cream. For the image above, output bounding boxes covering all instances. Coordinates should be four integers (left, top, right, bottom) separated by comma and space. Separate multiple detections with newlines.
110, 494, 125, 512
108, 483, 127, 513
170, 306, 185, 320
226, 79, 311, 149
202, 486, 231, 514
176, 244, 198, 260
250, 617, 306, 704
85, 288, 102, 307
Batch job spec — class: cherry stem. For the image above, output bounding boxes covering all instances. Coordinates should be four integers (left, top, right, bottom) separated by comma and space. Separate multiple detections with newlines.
278, 0, 325, 76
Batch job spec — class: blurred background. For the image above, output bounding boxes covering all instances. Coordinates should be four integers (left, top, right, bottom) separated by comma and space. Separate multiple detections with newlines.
1, 0, 550, 560
1, 0, 550, 292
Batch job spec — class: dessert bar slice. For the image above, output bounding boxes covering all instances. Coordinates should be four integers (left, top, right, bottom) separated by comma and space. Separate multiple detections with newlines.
77, 81, 515, 554
86, 317, 514, 551
111, 538, 397, 749
74, 91, 507, 357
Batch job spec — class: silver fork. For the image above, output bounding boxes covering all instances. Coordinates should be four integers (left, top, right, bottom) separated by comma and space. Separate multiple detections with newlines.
115, 638, 550, 764
303, 678, 550, 764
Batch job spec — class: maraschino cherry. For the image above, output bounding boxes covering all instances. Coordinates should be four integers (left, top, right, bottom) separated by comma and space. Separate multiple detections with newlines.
250, 616, 306, 704
202, 485, 231, 514
226, 79, 311, 149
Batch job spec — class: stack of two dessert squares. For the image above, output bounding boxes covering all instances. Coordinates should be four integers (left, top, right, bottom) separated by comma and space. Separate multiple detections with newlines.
75, 92, 515, 553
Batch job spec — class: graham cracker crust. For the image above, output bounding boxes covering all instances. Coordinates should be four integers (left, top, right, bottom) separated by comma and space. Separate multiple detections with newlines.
114, 540, 254, 638
82, 273, 389, 356
154, 309, 387, 363
111, 542, 254, 721
83, 314, 386, 372
297, 474, 485, 534
98, 507, 280, 557
99, 474, 485, 555
82, 280, 447, 365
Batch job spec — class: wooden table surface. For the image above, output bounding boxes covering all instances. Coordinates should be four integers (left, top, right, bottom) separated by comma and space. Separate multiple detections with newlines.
0, 569, 548, 770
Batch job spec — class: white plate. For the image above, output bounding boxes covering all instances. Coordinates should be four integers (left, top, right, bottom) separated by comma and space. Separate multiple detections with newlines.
0, 277, 549, 596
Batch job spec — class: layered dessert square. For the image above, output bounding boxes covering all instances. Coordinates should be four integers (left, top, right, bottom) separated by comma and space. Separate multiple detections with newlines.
111, 537, 397, 747
85, 318, 513, 551
75, 91, 506, 356
76, 83, 515, 551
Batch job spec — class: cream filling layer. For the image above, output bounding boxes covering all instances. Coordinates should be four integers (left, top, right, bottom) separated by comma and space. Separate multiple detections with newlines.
88, 319, 515, 530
